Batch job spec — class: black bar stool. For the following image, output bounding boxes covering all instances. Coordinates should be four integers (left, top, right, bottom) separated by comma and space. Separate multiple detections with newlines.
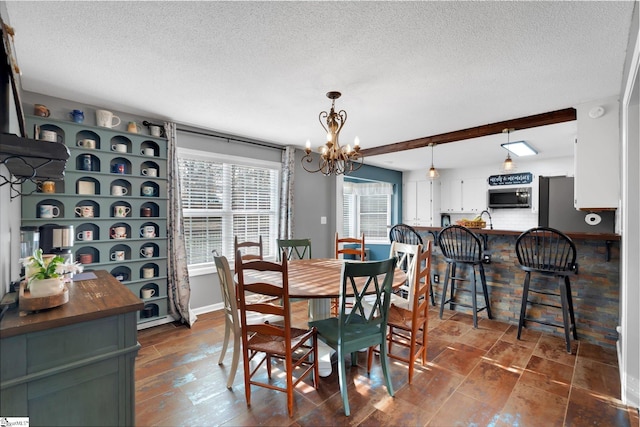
515, 227, 578, 353
437, 225, 492, 328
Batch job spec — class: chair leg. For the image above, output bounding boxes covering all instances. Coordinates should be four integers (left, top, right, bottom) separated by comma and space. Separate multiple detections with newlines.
479, 264, 492, 319
408, 328, 417, 384
227, 330, 240, 389
378, 337, 395, 398
449, 262, 457, 311
337, 347, 351, 416
242, 346, 251, 408
559, 279, 572, 353
471, 265, 479, 328
565, 276, 578, 339
218, 317, 231, 365
439, 262, 451, 319
429, 282, 436, 306
517, 272, 531, 340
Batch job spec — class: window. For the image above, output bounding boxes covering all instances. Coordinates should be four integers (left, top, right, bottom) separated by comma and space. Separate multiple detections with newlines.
177, 148, 280, 273
343, 181, 392, 243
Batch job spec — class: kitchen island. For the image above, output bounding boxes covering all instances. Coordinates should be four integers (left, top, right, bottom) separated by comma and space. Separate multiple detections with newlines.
0, 270, 143, 426
415, 226, 621, 348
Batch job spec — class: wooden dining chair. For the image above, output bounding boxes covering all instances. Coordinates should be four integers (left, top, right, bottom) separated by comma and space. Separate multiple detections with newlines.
213, 255, 241, 389
332, 233, 365, 315
277, 238, 312, 261
370, 241, 432, 384
310, 258, 396, 416
235, 250, 319, 417
234, 236, 263, 261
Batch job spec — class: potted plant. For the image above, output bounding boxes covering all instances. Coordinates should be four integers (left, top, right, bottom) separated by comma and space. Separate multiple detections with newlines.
22, 249, 83, 297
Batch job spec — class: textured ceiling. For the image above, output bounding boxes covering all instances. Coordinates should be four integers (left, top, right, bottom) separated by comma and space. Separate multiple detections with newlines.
3, 1, 636, 171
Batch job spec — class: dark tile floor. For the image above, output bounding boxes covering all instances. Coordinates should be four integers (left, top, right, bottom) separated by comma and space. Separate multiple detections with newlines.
135, 302, 639, 426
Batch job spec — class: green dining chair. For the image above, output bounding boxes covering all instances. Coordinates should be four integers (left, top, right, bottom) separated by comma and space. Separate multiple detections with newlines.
310, 258, 396, 416
277, 238, 312, 260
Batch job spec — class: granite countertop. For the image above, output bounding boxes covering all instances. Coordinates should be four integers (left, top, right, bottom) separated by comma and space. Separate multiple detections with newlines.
0, 270, 143, 338
413, 226, 620, 241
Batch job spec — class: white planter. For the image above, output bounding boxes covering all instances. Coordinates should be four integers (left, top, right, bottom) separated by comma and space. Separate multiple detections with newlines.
29, 277, 64, 297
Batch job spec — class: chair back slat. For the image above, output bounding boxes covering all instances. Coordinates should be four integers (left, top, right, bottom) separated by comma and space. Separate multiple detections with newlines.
389, 223, 424, 246
411, 241, 432, 315
214, 255, 238, 317
277, 238, 312, 260
437, 225, 483, 263
516, 227, 576, 273
234, 236, 264, 261
335, 233, 365, 261
389, 241, 421, 307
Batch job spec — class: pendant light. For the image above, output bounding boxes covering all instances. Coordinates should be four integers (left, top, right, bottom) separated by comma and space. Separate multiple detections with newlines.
427, 143, 439, 180
501, 128, 517, 172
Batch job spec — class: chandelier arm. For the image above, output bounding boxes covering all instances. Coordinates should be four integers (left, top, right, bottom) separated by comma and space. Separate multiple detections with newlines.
319, 111, 329, 134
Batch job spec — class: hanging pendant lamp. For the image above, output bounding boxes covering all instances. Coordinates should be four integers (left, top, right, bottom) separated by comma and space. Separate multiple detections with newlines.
501, 128, 517, 172
427, 143, 439, 180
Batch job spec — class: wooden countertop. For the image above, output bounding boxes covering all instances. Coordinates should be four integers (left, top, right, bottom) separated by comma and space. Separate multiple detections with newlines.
413, 226, 620, 241
0, 270, 144, 338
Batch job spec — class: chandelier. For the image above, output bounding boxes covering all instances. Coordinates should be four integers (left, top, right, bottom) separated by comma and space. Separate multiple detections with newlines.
301, 91, 363, 176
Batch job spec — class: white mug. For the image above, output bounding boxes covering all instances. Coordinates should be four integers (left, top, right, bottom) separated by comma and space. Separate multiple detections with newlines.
40, 130, 60, 142
110, 226, 127, 239
77, 230, 93, 241
111, 143, 127, 153
40, 204, 60, 218
111, 250, 125, 261
142, 267, 155, 279
140, 247, 154, 258
149, 125, 162, 137
141, 288, 156, 299
111, 185, 128, 196
141, 148, 155, 156
140, 226, 156, 238
77, 139, 96, 149
96, 109, 121, 128
114, 205, 131, 218
141, 168, 158, 177
74, 205, 94, 218
141, 186, 156, 197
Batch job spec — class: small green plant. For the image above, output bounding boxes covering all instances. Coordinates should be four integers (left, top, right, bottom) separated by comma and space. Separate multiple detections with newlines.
22, 248, 83, 286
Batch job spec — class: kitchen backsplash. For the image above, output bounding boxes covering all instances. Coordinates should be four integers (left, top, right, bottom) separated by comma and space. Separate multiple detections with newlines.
449, 209, 538, 231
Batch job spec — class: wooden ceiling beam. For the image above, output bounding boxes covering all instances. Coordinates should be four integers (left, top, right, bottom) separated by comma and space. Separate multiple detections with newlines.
359, 108, 576, 157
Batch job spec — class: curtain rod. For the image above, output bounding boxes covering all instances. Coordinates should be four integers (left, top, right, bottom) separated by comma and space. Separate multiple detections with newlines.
176, 127, 286, 151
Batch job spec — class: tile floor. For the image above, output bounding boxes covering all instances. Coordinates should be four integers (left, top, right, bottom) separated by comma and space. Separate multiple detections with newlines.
135, 302, 639, 426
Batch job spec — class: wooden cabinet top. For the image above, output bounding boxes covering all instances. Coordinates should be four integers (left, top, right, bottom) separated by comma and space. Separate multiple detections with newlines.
0, 270, 144, 338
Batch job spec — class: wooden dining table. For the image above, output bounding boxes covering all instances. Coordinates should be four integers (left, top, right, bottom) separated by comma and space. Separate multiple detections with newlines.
239, 257, 407, 376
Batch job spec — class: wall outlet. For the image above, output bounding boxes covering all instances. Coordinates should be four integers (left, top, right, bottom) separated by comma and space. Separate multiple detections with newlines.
433, 274, 439, 284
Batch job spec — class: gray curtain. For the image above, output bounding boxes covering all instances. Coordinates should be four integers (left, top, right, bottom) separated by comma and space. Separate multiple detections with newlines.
165, 122, 196, 326
279, 146, 295, 239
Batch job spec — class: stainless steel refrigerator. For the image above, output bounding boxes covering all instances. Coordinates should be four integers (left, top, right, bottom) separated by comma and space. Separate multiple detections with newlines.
538, 176, 615, 233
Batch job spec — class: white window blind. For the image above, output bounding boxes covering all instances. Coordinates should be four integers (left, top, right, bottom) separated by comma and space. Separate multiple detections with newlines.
342, 181, 392, 243
178, 150, 279, 268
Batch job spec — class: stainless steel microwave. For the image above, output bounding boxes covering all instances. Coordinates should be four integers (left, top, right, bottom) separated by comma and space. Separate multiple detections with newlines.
488, 188, 531, 208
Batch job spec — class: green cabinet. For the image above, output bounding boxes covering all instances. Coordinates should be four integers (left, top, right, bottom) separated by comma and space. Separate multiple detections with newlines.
22, 115, 169, 326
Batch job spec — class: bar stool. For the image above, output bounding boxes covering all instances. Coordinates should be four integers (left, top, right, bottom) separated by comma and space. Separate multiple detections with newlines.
437, 225, 492, 328
515, 227, 577, 353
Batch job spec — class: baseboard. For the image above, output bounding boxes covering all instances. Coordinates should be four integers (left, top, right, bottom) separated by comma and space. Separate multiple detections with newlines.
618, 331, 640, 409
193, 302, 224, 315
137, 315, 175, 330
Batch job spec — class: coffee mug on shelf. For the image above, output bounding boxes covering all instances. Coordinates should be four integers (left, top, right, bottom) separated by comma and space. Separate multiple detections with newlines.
34, 104, 50, 117
141, 148, 155, 156
80, 154, 93, 171
77, 230, 93, 241
111, 185, 128, 196
141, 306, 154, 318
113, 272, 129, 282
142, 267, 155, 279
127, 122, 142, 133
75, 205, 94, 218
70, 109, 84, 123
96, 109, 121, 128
141, 168, 158, 177
77, 139, 96, 149
110, 226, 127, 239
148, 125, 162, 137
141, 186, 156, 197
140, 226, 156, 238
140, 207, 153, 217
140, 247, 154, 258
112, 163, 126, 174
111, 143, 127, 153
110, 250, 125, 261
113, 205, 131, 218
141, 288, 156, 299
38, 181, 56, 193
40, 129, 61, 143
77, 253, 93, 264
39, 204, 60, 218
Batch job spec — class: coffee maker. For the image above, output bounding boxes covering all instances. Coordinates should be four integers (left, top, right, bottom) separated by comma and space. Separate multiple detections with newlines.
39, 224, 74, 265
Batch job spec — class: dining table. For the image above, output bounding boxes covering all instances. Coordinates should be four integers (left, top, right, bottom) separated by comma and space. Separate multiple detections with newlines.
239, 257, 407, 376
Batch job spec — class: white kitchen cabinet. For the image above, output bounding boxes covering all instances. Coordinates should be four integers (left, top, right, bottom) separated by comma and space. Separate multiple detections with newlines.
574, 97, 620, 209
440, 178, 486, 213
403, 180, 439, 226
